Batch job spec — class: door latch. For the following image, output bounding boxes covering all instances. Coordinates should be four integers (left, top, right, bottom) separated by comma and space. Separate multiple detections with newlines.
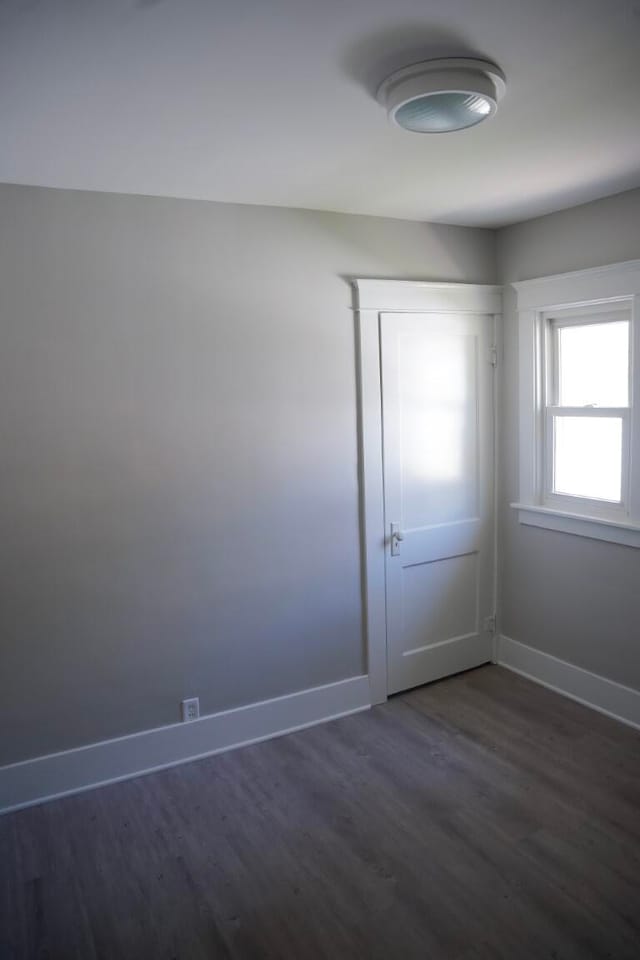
390, 522, 404, 557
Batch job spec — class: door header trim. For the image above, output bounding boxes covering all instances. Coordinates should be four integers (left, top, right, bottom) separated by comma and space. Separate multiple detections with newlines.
354, 279, 502, 314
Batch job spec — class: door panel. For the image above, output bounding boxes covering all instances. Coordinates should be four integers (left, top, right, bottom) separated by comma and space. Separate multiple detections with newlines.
382, 311, 494, 695
398, 327, 479, 527
401, 553, 478, 652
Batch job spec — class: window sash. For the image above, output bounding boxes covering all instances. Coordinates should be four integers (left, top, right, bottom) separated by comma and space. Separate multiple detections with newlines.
546, 316, 631, 409
541, 308, 632, 517
543, 408, 630, 515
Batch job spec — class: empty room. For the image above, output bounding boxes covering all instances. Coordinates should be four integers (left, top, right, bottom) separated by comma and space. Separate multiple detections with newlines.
1, 1, 639, 958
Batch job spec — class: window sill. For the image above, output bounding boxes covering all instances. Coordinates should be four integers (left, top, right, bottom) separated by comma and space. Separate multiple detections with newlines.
511, 503, 640, 548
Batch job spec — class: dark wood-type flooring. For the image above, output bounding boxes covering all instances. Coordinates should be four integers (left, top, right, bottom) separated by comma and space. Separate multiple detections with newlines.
2, 665, 640, 959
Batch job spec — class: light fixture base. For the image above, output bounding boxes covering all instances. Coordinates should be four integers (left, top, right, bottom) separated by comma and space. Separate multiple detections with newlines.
377, 57, 507, 134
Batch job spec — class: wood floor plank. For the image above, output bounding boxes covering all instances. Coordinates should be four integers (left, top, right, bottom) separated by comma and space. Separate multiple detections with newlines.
1, 665, 639, 959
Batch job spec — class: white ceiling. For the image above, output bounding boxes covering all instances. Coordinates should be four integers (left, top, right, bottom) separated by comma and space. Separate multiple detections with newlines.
2, 0, 640, 227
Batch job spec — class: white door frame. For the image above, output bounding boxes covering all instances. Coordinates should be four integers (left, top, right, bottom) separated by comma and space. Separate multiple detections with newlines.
353, 279, 503, 704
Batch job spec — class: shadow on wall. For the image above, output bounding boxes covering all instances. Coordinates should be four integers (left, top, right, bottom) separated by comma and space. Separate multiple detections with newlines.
303, 212, 498, 295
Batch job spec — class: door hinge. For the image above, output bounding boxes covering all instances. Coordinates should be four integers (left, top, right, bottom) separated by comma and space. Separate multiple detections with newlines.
489, 346, 498, 367
483, 614, 496, 635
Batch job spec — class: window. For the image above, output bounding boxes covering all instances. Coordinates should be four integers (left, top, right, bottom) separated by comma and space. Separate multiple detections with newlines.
512, 260, 640, 548
543, 306, 630, 515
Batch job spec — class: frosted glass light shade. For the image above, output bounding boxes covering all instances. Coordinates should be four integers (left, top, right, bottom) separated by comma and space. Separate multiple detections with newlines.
377, 58, 506, 134
395, 92, 492, 133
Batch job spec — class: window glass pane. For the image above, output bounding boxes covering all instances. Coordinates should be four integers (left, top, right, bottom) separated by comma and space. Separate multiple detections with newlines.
557, 321, 629, 407
553, 416, 622, 502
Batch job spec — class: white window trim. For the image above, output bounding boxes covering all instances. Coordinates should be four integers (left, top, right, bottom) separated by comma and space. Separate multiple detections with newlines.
542, 304, 631, 519
512, 259, 640, 549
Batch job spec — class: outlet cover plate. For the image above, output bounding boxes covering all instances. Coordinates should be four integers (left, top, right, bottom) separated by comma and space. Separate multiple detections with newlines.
181, 697, 200, 722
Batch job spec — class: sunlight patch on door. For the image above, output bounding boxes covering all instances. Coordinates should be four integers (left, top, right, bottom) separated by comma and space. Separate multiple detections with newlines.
399, 332, 478, 527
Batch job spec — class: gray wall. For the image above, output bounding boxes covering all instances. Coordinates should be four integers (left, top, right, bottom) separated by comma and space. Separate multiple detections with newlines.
497, 187, 640, 689
0, 183, 495, 765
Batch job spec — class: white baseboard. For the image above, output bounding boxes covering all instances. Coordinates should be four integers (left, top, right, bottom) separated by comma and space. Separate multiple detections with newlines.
497, 635, 640, 731
0, 675, 371, 815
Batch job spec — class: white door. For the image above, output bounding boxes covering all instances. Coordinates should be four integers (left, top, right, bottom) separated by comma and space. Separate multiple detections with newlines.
381, 311, 495, 694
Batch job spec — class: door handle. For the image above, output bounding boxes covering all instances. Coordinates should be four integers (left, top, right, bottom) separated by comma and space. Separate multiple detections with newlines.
390, 522, 404, 557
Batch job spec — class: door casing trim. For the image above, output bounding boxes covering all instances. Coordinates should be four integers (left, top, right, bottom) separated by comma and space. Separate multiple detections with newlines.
353, 279, 503, 704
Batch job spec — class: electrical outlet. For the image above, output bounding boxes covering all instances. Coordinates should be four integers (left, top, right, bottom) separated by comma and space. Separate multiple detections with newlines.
181, 697, 200, 722
483, 614, 496, 635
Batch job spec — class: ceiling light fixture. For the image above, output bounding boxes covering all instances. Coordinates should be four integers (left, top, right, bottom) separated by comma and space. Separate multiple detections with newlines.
377, 58, 506, 134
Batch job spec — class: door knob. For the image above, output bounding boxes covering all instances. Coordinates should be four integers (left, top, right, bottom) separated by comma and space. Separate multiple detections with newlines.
390, 522, 404, 556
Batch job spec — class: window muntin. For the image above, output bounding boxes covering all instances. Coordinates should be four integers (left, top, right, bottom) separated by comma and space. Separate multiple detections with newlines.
543, 310, 631, 514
